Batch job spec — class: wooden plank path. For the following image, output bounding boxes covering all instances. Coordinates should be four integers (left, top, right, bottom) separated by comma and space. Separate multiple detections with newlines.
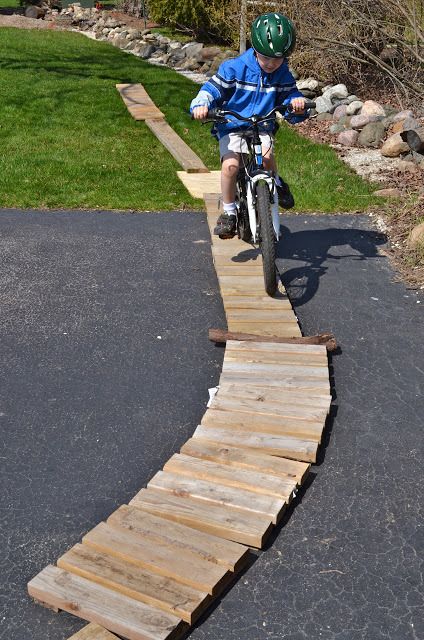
116, 84, 209, 174
28, 93, 333, 640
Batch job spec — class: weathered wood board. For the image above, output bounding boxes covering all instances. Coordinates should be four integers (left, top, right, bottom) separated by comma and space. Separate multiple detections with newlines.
116, 84, 165, 120
146, 119, 209, 173
28, 565, 188, 640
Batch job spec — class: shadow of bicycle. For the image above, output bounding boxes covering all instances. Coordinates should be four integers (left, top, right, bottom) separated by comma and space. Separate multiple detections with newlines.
276, 223, 387, 307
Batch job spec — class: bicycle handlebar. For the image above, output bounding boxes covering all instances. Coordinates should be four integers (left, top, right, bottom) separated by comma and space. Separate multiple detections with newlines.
204, 100, 316, 124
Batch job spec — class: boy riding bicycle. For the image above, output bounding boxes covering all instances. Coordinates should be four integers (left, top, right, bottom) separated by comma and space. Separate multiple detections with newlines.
190, 13, 307, 239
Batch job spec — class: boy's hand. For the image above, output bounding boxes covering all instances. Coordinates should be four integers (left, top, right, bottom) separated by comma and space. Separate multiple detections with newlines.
290, 97, 306, 113
192, 105, 209, 120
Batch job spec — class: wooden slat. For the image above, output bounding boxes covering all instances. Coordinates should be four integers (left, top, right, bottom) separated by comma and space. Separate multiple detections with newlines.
201, 408, 324, 442
82, 522, 230, 596
222, 360, 329, 379
147, 471, 285, 525
177, 170, 221, 199
181, 438, 310, 483
107, 505, 248, 572
210, 393, 328, 422
194, 425, 318, 462
218, 383, 331, 408
116, 84, 165, 120
164, 453, 296, 499
226, 339, 327, 356
145, 119, 209, 174
217, 295, 291, 309
219, 371, 330, 393
223, 350, 327, 367
58, 545, 209, 624
226, 309, 298, 323
67, 623, 118, 640
28, 566, 187, 640
130, 488, 273, 548
226, 321, 301, 337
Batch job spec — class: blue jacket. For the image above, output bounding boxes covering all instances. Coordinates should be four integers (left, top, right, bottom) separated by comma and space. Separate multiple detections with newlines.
190, 48, 306, 138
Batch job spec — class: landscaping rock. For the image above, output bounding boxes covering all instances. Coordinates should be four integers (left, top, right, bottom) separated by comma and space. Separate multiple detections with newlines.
200, 46, 222, 60
397, 160, 420, 173
323, 83, 348, 101
393, 109, 415, 122
181, 42, 204, 57
339, 115, 352, 127
360, 100, 386, 117
346, 100, 363, 115
333, 105, 348, 121
315, 95, 333, 113
391, 120, 406, 134
337, 129, 359, 146
316, 112, 333, 121
402, 117, 420, 131
358, 121, 386, 147
330, 123, 346, 134
297, 77, 319, 92
373, 188, 402, 197
381, 133, 410, 157
350, 114, 381, 130
139, 44, 157, 59
407, 222, 424, 249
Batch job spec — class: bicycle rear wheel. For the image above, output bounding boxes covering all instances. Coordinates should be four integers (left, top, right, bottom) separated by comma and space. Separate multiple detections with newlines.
256, 180, 277, 296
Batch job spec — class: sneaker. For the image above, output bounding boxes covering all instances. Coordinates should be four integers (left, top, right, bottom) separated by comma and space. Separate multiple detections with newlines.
213, 213, 236, 239
276, 179, 295, 209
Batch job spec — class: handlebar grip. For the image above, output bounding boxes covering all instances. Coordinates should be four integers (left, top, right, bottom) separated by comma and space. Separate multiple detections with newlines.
286, 99, 316, 112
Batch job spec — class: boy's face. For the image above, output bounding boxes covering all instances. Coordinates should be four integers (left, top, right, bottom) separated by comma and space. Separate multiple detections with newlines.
255, 52, 285, 73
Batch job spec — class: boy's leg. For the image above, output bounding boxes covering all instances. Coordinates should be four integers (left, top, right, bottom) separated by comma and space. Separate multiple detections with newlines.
262, 147, 295, 209
214, 149, 240, 238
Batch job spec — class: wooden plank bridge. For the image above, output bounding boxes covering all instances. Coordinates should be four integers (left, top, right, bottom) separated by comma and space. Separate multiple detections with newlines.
28, 86, 333, 640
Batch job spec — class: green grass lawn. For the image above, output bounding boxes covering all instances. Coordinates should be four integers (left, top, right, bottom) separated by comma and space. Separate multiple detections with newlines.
0, 27, 380, 211
0, 0, 20, 6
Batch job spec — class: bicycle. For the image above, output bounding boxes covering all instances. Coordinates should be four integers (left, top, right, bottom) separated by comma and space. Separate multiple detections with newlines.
204, 101, 315, 296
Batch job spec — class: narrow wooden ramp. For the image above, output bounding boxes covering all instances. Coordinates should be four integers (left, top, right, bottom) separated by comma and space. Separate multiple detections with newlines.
116, 84, 209, 174
29, 98, 333, 640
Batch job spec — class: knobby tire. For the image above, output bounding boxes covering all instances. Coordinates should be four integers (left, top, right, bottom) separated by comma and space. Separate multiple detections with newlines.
256, 180, 277, 296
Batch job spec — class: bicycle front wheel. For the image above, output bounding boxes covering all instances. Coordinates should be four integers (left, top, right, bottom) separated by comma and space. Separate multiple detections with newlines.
256, 180, 277, 296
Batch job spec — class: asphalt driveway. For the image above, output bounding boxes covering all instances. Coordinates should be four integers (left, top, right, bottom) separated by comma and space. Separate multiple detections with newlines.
0, 209, 422, 640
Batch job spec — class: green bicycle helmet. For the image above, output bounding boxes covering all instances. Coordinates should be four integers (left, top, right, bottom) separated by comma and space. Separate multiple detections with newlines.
251, 13, 296, 58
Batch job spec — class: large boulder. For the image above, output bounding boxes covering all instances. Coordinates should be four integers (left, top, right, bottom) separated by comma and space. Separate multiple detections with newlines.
358, 121, 386, 147
360, 100, 386, 117
381, 133, 410, 157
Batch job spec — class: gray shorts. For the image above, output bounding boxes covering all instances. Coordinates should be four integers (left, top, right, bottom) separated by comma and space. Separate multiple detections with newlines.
219, 132, 274, 160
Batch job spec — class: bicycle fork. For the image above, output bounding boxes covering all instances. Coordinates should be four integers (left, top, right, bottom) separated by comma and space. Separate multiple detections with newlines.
246, 174, 280, 243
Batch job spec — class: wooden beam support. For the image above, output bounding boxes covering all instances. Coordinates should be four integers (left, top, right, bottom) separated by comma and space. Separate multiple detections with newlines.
208, 328, 337, 351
